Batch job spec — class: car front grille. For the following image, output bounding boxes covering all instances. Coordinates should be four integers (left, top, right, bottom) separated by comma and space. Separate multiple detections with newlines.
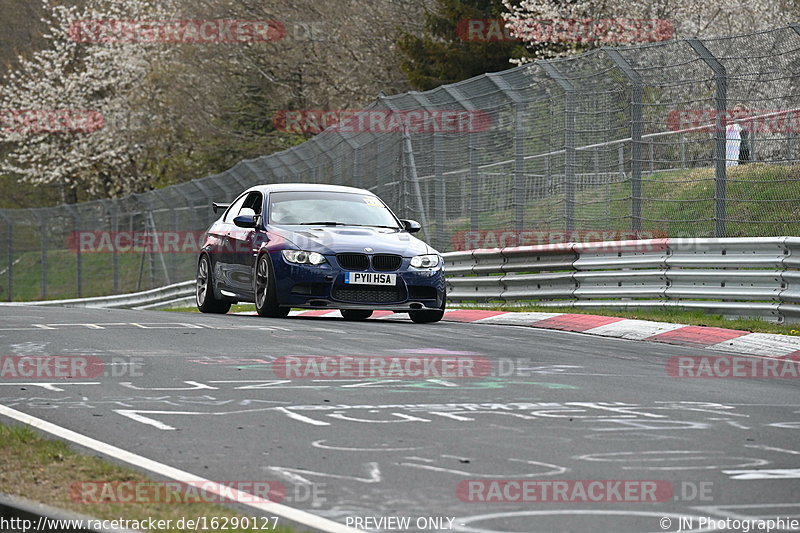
336, 253, 369, 270
372, 254, 402, 271
333, 287, 403, 303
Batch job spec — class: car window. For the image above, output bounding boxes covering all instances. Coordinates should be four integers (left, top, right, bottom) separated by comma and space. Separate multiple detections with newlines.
241, 192, 263, 217
223, 192, 263, 224
223, 194, 248, 223
268, 191, 400, 228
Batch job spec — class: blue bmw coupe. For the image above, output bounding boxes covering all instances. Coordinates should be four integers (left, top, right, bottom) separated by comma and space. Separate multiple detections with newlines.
196, 184, 446, 323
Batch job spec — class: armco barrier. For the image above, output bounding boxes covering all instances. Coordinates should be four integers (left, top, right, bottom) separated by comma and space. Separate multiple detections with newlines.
0, 491, 141, 533
443, 236, 800, 323
2, 237, 800, 322
0, 280, 195, 310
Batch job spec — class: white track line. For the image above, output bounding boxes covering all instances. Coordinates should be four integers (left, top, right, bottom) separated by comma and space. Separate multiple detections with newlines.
0, 405, 360, 533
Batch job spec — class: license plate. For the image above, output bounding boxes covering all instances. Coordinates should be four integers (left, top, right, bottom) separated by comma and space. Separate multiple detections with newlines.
344, 272, 396, 286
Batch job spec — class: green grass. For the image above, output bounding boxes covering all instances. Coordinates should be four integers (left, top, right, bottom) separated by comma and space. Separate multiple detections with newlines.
0, 423, 301, 532
0, 249, 196, 301
442, 162, 800, 247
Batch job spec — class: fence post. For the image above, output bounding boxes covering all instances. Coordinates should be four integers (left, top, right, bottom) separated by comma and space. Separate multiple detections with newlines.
540, 61, 576, 231
440, 84, 483, 233
688, 38, 728, 238
514, 103, 526, 232
401, 126, 431, 242
399, 133, 409, 216
146, 211, 156, 287
434, 132, 445, 250
164, 194, 179, 283
0, 212, 12, 300
109, 205, 119, 293
353, 145, 363, 189
40, 220, 48, 299
469, 134, 479, 232
605, 48, 644, 232
65, 205, 81, 298
680, 136, 687, 168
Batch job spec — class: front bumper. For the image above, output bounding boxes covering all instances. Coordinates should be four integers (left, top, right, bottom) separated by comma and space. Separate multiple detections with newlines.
270, 251, 446, 311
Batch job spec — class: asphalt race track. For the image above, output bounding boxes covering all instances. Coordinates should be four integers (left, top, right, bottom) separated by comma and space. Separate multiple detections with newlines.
1, 306, 799, 532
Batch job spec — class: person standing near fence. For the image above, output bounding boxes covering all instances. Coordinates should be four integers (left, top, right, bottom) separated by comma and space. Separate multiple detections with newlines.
725, 111, 742, 166
726, 104, 752, 166
735, 104, 751, 164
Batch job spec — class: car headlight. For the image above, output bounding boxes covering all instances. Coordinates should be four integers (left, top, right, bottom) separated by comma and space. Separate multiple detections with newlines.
410, 254, 440, 268
282, 250, 327, 265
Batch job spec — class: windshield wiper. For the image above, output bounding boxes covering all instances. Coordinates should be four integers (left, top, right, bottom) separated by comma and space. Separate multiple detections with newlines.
342, 224, 401, 229
297, 222, 401, 229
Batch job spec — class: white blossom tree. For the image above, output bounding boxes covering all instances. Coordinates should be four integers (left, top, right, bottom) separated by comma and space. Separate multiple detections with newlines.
502, 0, 797, 63
0, 0, 178, 201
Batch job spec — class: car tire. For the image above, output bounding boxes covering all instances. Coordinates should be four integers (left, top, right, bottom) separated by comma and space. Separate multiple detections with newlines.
196, 255, 231, 314
409, 298, 446, 324
341, 309, 373, 321
255, 253, 289, 318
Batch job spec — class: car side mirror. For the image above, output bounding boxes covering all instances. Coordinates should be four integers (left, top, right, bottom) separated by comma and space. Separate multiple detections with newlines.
402, 219, 421, 233
233, 215, 257, 228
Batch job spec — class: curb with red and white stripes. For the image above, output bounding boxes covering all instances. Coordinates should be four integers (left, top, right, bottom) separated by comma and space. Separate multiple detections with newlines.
276, 309, 800, 359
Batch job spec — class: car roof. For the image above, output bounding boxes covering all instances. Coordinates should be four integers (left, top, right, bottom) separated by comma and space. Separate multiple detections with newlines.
242, 183, 376, 196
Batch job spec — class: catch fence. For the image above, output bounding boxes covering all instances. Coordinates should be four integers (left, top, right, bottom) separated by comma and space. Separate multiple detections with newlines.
2, 24, 800, 300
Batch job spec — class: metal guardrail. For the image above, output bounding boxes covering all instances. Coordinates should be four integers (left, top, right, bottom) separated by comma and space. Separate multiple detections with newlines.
444, 236, 800, 323
0, 492, 141, 533
3, 237, 800, 322
0, 280, 195, 310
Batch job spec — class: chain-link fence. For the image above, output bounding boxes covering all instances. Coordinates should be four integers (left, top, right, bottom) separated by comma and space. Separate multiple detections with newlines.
2, 24, 800, 301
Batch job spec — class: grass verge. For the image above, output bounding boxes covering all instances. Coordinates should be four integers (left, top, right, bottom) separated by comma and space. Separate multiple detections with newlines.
0, 423, 300, 532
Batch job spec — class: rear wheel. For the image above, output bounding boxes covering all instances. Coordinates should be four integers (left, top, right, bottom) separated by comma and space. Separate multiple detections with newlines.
409, 298, 446, 324
255, 254, 289, 318
341, 309, 373, 321
196, 255, 231, 314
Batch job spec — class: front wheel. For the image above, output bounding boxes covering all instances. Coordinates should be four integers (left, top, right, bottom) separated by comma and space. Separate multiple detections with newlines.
341, 309, 373, 321
255, 254, 289, 318
409, 298, 446, 324
196, 255, 231, 314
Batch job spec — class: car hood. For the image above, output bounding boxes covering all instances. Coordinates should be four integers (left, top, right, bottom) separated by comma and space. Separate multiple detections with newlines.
269, 225, 436, 256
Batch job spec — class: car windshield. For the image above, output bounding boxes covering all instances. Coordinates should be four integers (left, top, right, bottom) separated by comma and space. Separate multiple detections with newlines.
268, 191, 401, 228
